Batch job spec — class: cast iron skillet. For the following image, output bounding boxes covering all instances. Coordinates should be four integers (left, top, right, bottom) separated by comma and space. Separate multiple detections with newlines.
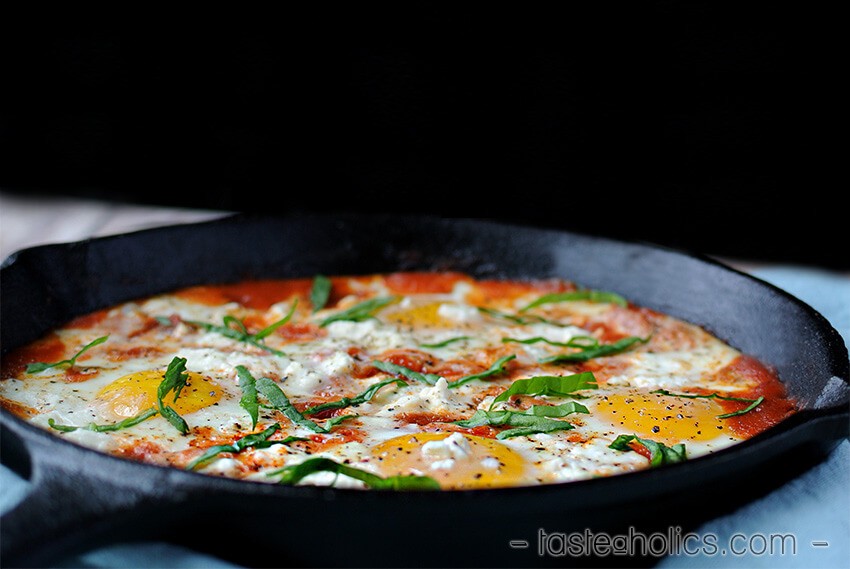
1, 213, 848, 569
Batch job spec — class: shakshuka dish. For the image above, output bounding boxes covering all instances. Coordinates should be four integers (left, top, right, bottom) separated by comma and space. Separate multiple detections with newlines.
0, 272, 797, 490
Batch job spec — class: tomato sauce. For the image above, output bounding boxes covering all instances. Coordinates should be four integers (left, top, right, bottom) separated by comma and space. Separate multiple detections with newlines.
0, 333, 65, 377
175, 278, 314, 310
715, 355, 797, 438
384, 271, 470, 294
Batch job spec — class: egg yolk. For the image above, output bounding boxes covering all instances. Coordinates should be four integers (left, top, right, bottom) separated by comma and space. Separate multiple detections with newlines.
383, 302, 452, 328
95, 370, 222, 419
595, 391, 728, 444
372, 432, 527, 489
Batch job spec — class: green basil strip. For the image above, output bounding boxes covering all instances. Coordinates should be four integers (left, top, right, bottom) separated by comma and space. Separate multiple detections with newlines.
267, 457, 440, 490
490, 372, 597, 409
157, 405, 188, 435
310, 274, 332, 313
158, 356, 190, 403
26, 335, 110, 374
302, 377, 408, 416
520, 289, 628, 312
319, 296, 399, 328
255, 377, 326, 433
156, 357, 190, 434
323, 414, 359, 430
252, 300, 299, 341
453, 409, 578, 440
47, 407, 158, 433
447, 355, 517, 389
236, 365, 259, 429
255, 378, 353, 434
372, 360, 441, 386
419, 336, 471, 348
716, 397, 765, 419
186, 309, 292, 357
186, 423, 302, 471
538, 336, 649, 364
608, 434, 687, 467
502, 335, 599, 349
650, 389, 765, 419
525, 401, 590, 418
477, 307, 563, 327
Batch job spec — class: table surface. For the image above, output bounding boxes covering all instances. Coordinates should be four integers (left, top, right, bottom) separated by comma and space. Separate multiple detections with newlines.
1, 191, 848, 569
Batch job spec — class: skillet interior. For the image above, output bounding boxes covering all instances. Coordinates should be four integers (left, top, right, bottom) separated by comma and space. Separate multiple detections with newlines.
1, 212, 848, 568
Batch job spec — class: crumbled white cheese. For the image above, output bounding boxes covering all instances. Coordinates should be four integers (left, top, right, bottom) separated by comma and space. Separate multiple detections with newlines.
437, 303, 481, 323
325, 319, 408, 351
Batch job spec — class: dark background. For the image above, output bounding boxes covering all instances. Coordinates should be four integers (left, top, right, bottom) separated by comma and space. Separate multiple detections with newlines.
1, 6, 843, 269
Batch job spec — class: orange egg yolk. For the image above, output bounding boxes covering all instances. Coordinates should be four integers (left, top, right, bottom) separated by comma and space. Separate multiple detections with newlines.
595, 391, 728, 444
383, 302, 454, 329
372, 431, 527, 489
95, 370, 222, 419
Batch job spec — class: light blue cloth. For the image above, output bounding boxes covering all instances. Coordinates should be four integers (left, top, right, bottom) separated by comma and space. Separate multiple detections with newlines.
1, 265, 847, 568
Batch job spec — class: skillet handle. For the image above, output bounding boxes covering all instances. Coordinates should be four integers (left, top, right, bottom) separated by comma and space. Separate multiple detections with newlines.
0, 417, 188, 568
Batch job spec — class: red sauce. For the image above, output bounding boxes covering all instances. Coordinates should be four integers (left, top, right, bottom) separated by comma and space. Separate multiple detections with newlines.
276, 322, 326, 344
303, 427, 365, 452
64, 368, 100, 383
0, 396, 38, 417
115, 440, 163, 462
429, 422, 500, 439
714, 355, 796, 438
175, 278, 313, 310
128, 316, 161, 338
106, 346, 163, 362
66, 309, 110, 329
469, 278, 572, 305
376, 349, 435, 373
189, 425, 241, 448
629, 441, 653, 460
384, 271, 470, 294
398, 411, 462, 425
0, 333, 65, 377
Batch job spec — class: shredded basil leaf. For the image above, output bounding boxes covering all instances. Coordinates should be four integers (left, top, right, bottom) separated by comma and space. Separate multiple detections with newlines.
608, 434, 687, 467
446, 355, 516, 389
716, 397, 765, 419
186, 302, 297, 357
236, 365, 259, 429
185, 423, 303, 471
453, 408, 581, 439
254, 301, 299, 340
302, 377, 408, 416
319, 296, 399, 327
501, 335, 599, 349
323, 414, 359, 430
310, 274, 332, 313
47, 407, 158, 433
520, 289, 628, 312
419, 336, 471, 348
372, 360, 441, 386
538, 336, 649, 364
526, 401, 590, 418
650, 389, 765, 419
490, 373, 598, 409
256, 377, 325, 433
156, 357, 190, 434
267, 457, 440, 490
26, 335, 109, 374
255, 377, 352, 433
477, 307, 564, 327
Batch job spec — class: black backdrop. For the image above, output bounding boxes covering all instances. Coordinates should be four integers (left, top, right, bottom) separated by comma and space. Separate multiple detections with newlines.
1, 6, 843, 269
